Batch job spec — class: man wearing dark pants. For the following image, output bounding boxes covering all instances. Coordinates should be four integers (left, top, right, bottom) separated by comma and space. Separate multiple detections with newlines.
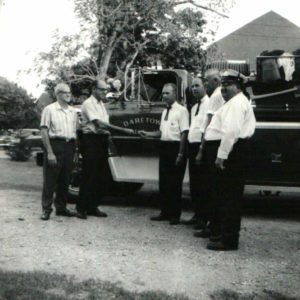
40, 83, 77, 220
140, 83, 189, 225
76, 79, 134, 219
194, 69, 224, 236
203, 69, 255, 250
182, 77, 210, 229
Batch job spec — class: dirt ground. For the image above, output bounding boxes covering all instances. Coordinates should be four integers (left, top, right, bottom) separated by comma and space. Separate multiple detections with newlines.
0, 151, 300, 299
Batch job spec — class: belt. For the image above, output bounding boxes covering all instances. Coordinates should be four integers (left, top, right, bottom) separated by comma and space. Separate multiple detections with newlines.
50, 137, 76, 143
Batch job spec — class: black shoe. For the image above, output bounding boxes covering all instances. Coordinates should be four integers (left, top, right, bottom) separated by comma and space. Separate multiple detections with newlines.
87, 208, 107, 217
76, 211, 87, 219
169, 218, 180, 225
150, 214, 169, 221
194, 228, 211, 238
56, 208, 76, 217
206, 240, 238, 251
181, 215, 197, 225
40, 210, 52, 221
194, 219, 207, 230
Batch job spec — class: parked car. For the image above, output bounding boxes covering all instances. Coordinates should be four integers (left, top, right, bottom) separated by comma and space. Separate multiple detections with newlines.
6, 129, 42, 161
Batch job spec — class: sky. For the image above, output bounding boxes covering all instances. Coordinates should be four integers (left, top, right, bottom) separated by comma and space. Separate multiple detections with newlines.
0, 0, 300, 98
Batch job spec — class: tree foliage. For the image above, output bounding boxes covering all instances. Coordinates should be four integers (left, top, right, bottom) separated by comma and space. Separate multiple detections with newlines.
0, 77, 39, 129
31, 0, 235, 90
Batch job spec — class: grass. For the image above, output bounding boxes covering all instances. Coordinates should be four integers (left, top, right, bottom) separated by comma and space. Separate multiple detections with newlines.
0, 269, 190, 300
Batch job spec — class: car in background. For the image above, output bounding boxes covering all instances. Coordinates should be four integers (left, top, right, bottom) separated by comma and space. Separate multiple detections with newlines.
5, 129, 42, 161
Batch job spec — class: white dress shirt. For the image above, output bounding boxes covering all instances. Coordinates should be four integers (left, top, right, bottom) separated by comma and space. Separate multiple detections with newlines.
188, 95, 209, 143
206, 86, 224, 116
205, 92, 256, 160
40, 101, 77, 139
80, 95, 110, 134
160, 101, 189, 141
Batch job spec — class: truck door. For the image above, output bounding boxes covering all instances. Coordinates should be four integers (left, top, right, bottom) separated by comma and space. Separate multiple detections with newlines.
105, 69, 189, 183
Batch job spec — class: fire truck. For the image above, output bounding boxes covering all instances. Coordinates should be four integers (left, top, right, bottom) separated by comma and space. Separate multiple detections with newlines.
36, 53, 300, 197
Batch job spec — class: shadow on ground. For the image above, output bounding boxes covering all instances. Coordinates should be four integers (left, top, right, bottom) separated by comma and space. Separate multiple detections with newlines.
100, 188, 300, 222
210, 289, 298, 300
0, 270, 296, 300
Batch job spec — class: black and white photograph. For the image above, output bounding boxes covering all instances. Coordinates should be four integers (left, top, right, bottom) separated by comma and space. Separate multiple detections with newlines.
0, 0, 300, 299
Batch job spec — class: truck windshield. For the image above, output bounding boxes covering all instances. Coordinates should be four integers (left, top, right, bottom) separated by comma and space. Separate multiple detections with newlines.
123, 70, 179, 103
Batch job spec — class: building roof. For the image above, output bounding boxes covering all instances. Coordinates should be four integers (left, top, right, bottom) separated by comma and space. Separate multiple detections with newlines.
208, 11, 300, 70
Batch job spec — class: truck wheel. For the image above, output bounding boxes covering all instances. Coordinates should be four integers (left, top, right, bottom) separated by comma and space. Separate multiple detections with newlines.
68, 185, 79, 203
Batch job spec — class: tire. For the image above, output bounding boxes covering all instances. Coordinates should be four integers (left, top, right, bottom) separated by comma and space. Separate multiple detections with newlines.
67, 150, 144, 201
68, 185, 79, 203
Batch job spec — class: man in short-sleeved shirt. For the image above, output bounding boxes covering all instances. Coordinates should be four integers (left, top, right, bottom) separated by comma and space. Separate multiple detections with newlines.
193, 70, 225, 236
76, 79, 134, 219
40, 83, 77, 220
204, 69, 256, 251
140, 83, 189, 225
201, 69, 225, 132
182, 77, 210, 229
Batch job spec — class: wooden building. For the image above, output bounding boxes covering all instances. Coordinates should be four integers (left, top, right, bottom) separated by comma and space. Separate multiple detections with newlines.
208, 11, 300, 71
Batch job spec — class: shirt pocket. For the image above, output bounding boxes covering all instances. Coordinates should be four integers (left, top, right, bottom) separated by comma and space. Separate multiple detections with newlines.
169, 122, 180, 133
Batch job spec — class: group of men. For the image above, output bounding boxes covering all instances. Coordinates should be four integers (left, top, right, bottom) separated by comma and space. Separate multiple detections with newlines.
140, 69, 256, 251
39, 68, 256, 252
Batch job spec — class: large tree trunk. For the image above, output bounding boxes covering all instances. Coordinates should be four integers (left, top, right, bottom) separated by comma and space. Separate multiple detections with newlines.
98, 31, 118, 80
98, 47, 114, 80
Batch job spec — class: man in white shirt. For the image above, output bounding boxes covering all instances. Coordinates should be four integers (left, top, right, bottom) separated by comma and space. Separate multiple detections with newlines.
203, 69, 256, 251
139, 83, 189, 225
40, 83, 77, 220
76, 79, 134, 219
194, 69, 225, 236
182, 78, 210, 229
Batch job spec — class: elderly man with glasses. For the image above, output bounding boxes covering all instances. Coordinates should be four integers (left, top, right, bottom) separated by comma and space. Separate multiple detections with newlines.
76, 79, 134, 219
40, 83, 77, 220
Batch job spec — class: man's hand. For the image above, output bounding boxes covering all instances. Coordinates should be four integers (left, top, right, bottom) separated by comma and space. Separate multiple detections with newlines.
138, 130, 149, 138
195, 149, 203, 166
175, 154, 184, 166
215, 157, 225, 170
47, 152, 57, 167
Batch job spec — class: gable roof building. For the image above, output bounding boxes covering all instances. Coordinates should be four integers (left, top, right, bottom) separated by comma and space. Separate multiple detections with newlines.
208, 11, 300, 71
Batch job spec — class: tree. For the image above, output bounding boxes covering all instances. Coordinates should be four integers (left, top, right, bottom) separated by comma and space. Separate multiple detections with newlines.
31, 0, 235, 88
0, 77, 39, 129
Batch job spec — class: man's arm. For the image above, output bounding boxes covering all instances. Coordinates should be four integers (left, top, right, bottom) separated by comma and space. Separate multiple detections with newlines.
92, 119, 134, 135
195, 113, 212, 164
176, 130, 188, 166
139, 130, 161, 138
215, 102, 243, 170
41, 127, 56, 166
82, 100, 134, 135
